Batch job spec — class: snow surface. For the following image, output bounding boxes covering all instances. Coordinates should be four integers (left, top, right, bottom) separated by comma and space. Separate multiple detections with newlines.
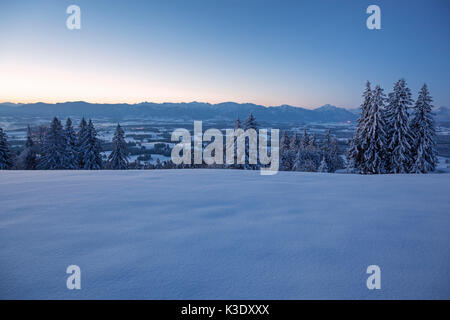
0, 170, 449, 299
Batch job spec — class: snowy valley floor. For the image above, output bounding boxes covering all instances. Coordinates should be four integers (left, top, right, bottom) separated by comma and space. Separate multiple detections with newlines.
0, 170, 449, 299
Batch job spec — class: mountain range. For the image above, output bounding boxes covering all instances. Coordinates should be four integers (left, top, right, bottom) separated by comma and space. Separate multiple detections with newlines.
0, 101, 357, 123
0, 101, 448, 124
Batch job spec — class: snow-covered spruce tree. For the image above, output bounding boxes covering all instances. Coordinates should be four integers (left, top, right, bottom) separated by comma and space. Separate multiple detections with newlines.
289, 132, 299, 152
243, 113, 258, 170
235, 116, 241, 129
38, 117, 66, 169
292, 134, 320, 172
107, 123, 129, 169
330, 137, 344, 172
243, 113, 258, 130
318, 157, 329, 172
409, 84, 438, 173
320, 130, 332, 172
347, 81, 372, 172
385, 79, 414, 173
81, 120, 103, 170
321, 130, 343, 173
280, 131, 292, 171
0, 127, 13, 169
359, 85, 387, 174
62, 118, 79, 169
300, 129, 308, 150
77, 117, 88, 168
22, 125, 38, 170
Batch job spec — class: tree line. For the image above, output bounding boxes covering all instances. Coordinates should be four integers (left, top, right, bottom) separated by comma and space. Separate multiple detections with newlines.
347, 79, 437, 174
0, 117, 128, 170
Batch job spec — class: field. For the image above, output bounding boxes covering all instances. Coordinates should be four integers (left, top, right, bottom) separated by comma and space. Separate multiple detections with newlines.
0, 170, 449, 299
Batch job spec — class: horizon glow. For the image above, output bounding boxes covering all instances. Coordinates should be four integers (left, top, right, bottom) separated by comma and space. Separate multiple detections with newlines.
0, 0, 449, 109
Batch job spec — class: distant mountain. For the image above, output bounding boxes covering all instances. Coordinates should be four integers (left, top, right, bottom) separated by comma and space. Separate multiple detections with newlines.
0, 101, 358, 124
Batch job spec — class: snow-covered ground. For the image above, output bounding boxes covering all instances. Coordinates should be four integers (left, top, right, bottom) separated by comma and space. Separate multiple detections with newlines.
0, 170, 449, 299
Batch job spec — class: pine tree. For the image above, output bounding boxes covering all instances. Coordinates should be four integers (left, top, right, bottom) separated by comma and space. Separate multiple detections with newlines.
332, 138, 344, 172
38, 117, 66, 169
347, 81, 372, 172
243, 113, 258, 130
410, 84, 438, 173
235, 116, 241, 129
81, 120, 103, 170
385, 79, 414, 173
292, 134, 320, 172
300, 129, 309, 150
23, 125, 38, 169
318, 157, 329, 172
0, 127, 13, 169
62, 118, 79, 169
290, 132, 301, 151
280, 131, 292, 171
108, 123, 129, 169
360, 85, 387, 174
77, 117, 88, 168
243, 113, 258, 169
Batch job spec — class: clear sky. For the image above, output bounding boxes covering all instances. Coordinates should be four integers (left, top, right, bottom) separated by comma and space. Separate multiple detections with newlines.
0, 0, 449, 109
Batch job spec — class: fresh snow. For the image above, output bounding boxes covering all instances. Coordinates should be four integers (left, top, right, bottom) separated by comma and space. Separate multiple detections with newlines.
0, 170, 449, 299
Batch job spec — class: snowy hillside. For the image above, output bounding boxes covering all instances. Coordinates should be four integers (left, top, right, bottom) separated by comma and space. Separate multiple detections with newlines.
0, 170, 449, 299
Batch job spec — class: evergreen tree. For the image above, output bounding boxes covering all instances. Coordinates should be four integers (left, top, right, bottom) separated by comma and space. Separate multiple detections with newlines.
243, 113, 258, 130
321, 130, 343, 173
0, 127, 13, 169
290, 132, 301, 151
62, 118, 79, 169
410, 84, 438, 173
329, 137, 344, 172
318, 157, 329, 172
300, 129, 309, 150
235, 116, 241, 129
292, 134, 320, 172
385, 79, 414, 173
77, 117, 88, 168
243, 113, 258, 169
280, 131, 292, 171
22, 125, 38, 169
360, 85, 387, 174
38, 117, 65, 169
108, 123, 129, 169
347, 81, 372, 172
81, 120, 103, 170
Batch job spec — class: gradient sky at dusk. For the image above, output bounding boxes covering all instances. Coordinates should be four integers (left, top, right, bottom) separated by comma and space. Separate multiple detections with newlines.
0, 0, 449, 109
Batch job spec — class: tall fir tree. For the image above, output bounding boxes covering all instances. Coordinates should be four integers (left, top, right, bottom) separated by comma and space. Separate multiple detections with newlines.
235, 116, 241, 129
299, 130, 308, 150
81, 120, 103, 170
38, 117, 66, 169
243, 113, 258, 130
347, 81, 372, 172
280, 131, 292, 171
329, 137, 344, 172
290, 132, 301, 152
409, 84, 438, 173
62, 118, 79, 169
108, 123, 129, 169
359, 85, 387, 174
77, 117, 88, 168
318, 157, 329, 173
0, 127, 13, 169
243, 113, 258, 170
385, 79, 414, 173
22, 125, 38, 169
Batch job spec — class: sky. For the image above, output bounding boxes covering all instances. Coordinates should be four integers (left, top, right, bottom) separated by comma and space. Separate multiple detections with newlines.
0, 0, 449, 109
